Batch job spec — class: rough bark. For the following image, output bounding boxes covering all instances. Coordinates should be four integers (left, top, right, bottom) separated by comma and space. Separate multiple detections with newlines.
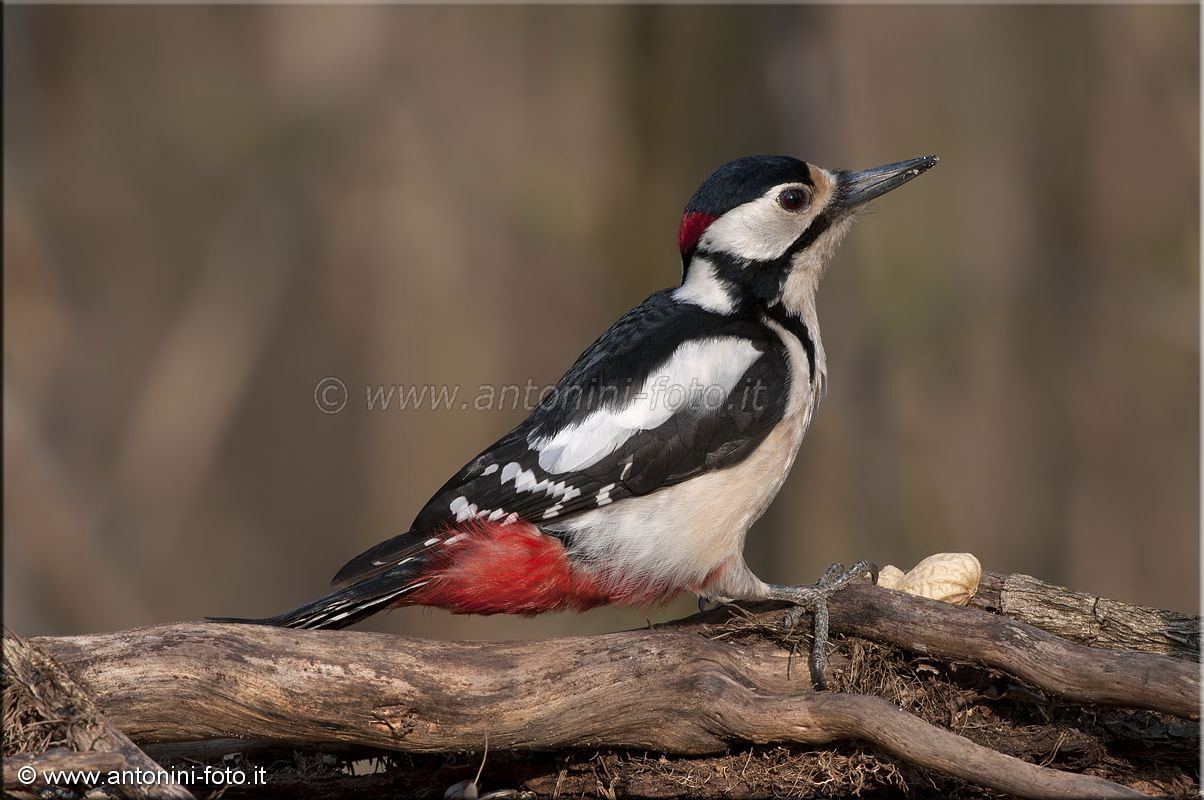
5, 577, 1198, 799
2, 630, 195, 800
824, 584, 1196, 717
20, 623, 1144, 800
970, 572, 1200, 661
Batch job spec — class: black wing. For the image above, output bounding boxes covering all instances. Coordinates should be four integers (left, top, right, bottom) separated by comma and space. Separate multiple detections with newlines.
332, 291, 797, 586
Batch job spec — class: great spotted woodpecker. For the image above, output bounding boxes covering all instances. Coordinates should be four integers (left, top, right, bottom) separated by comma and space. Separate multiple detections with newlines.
216, 154, 938, 682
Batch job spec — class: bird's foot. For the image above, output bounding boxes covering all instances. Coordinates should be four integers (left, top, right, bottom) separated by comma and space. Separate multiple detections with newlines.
764, 560, 878, 690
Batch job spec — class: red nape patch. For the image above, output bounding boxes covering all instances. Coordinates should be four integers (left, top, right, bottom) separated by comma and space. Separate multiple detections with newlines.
406, 520, 678, 615
677, 211, 718, 257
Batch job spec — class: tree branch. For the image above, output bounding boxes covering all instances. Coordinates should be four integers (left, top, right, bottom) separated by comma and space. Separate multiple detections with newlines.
970, 572, 1200, 660
817, 584, 1197, 718
2, 629, 194, 800
12, 576, 1196, 799
23, 622, 1146, 799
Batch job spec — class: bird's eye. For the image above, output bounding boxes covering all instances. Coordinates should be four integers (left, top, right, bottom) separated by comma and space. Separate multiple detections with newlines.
777, 188, 810, 212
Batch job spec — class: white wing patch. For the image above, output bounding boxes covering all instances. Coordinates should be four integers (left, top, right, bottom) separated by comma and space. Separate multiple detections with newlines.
530, 336, 763, 475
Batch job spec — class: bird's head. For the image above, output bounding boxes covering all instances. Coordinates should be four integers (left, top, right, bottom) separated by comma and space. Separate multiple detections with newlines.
676, 154, 938, 316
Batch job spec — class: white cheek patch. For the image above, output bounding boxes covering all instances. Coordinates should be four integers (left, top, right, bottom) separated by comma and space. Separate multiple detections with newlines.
530, 336, 763, 475
700, 193, 818, 262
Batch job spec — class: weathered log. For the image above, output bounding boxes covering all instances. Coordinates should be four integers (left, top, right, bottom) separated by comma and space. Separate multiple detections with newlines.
8, 575, 1198, 799
818, 584, 1197, 718
2, 629, 195, 800
30, 621, 1148, 799
970, 572, 1200, 660
21, 586, 1199, 799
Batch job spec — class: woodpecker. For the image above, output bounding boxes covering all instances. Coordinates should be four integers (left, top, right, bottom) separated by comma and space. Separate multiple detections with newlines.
215, 154, 938, 684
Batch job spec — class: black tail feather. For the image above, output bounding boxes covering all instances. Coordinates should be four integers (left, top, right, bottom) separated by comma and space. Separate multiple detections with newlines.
206, 570, 429, 631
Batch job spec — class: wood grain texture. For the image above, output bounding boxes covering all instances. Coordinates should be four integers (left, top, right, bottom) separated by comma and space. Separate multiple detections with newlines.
970, 572, 1200, 661
32, 622, 1149, 799
21, 579, 1200, 800
823, 584, 1197, 718
3, 630, 195, 800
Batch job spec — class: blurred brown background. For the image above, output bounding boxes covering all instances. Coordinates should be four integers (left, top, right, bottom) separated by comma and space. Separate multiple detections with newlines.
4, 5, 1198, 639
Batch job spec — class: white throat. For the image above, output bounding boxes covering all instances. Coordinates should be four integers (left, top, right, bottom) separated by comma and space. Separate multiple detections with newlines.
778, 248, 832, 396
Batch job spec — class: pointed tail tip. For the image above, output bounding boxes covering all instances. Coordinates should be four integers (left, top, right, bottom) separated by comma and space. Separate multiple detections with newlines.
204, 615, 288, 627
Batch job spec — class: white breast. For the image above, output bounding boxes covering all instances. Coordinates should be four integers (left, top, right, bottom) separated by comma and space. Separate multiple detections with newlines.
549, 318, 822, 595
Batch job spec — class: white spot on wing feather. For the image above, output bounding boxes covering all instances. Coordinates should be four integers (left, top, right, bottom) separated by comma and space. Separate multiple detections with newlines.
514, 467, 538, 491
498, 461, 580, 502
371, 555, 416, 567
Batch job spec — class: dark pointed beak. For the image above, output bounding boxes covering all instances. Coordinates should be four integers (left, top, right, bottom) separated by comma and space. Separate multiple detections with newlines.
837, 155, 939, 210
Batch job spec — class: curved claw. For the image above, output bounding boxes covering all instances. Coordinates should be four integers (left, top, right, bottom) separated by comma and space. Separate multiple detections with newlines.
850, 559, 879, 586
764, 559, 878, 690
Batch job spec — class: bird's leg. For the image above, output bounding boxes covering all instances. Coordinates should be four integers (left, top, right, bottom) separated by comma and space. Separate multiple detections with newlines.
762, 559, 878, 689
